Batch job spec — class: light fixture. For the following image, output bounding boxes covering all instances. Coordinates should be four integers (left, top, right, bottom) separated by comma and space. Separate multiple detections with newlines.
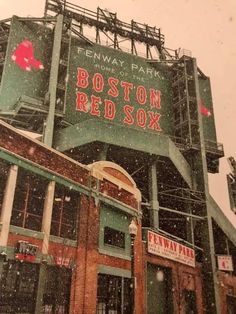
129, 219, 138, 238
156, 269, 164, 282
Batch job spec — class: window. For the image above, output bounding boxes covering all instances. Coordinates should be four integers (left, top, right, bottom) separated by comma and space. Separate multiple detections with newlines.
0, 261, 39, 313
184, 290, 197, 314
104, 227, 125, 249
43, 266, 72, 314
51, 184, 79, 240
96, 274, 131, 314
227, 295, 236, 314
11, 169, 47, 231
0, 160, 9, 217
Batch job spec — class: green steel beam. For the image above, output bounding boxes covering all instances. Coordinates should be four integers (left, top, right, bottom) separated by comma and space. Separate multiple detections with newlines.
53, 120, 193, 188
148, 160, 159, 229
43, 14, 63, 147
208, 195, 236, 246
192, 58, 220, 314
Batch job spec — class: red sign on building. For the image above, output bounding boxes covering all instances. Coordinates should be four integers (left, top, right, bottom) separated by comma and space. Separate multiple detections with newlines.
147, 230, 195, 267
15, 241, 38, 262
217, 255, 234, 272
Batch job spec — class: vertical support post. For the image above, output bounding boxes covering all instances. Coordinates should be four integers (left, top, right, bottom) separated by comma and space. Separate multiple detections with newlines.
35, 181, 55, 313
41, 181, 55, 255
130, 234, 135, 314
191, 58, 221, 314
35, 263, 47, 314
148, 160, 159, 230
43, 14, 64, 147
129, 219, 137, 314
0, 165, 18, 247
98, 143, 109, 161
96, 8, 100, 44
131, 20, 134, 55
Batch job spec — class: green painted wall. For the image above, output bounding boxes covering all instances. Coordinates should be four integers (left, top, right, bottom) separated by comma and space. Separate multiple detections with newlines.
64, 39, 174, 135
0, 16, 53, 111
99, 204, 131, 258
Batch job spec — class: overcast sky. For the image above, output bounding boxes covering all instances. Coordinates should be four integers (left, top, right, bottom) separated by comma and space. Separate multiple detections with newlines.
0, 0, 235, 224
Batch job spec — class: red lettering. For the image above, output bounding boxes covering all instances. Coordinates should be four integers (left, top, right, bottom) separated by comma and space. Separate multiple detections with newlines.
148, 111, 161, 131
136, 85, 147, 105
76, 92, 87, 112
92, 73, 104, 92
123, 105, 134, 125
104, 99, 116, 120
137, 109, 147, 128
77, 67, 89, 88
150, 89, 161, 108
163, 239, 169, 249
90, 95, 100, 116
154, 234, 158, 245
148, 231, 153, 242
108, 77, 119, 97
121, 81, 133, 101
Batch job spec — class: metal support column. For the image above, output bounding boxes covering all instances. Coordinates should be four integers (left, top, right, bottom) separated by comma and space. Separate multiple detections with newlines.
98, 143, 109, 161
130, 234, 135, 314
191, 58, 221, 314
43, 14, 64, 147
148, 160, 159, 229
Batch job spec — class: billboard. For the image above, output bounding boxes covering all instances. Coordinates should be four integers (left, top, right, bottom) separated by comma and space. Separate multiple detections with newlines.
0, 16, 53, 111
64, 39, 174, 135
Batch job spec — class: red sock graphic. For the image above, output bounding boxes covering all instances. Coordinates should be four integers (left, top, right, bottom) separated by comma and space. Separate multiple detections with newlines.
11, 40, 44, 71
200, 100, 211, 117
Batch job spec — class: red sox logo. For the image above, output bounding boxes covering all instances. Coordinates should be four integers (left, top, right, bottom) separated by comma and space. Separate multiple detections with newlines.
11, 40, 44, 71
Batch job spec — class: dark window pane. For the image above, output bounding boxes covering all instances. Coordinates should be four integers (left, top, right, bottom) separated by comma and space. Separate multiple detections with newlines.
0, 261, 39, 313
96, 274, 131, 314
43, 266, 72, 314
184, 290, 197, 314
51, 184, 79, 240
10, 210, 24, 227
104, 227, 125, 249
25, 214, 42, 231
11, 169, 47, 231
0, 160, 9, 216
51, 221, 59, 237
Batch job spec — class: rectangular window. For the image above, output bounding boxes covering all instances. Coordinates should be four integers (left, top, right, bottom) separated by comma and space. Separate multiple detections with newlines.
104, 226, 125, 249
43, 266, 72, 314
11, 169, 47, 231
96, 274, 131, 314
184, 290, 197, 314
227, 295, 236, 314
0, 160, 9, 217
51, 184, 79, 240
0, 261, 39, 313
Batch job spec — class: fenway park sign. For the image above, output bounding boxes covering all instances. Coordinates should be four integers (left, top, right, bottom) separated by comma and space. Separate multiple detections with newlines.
147, 230, 195, 267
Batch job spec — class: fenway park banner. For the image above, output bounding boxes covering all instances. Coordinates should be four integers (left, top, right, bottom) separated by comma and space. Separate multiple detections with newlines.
147, 230, 195, 267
